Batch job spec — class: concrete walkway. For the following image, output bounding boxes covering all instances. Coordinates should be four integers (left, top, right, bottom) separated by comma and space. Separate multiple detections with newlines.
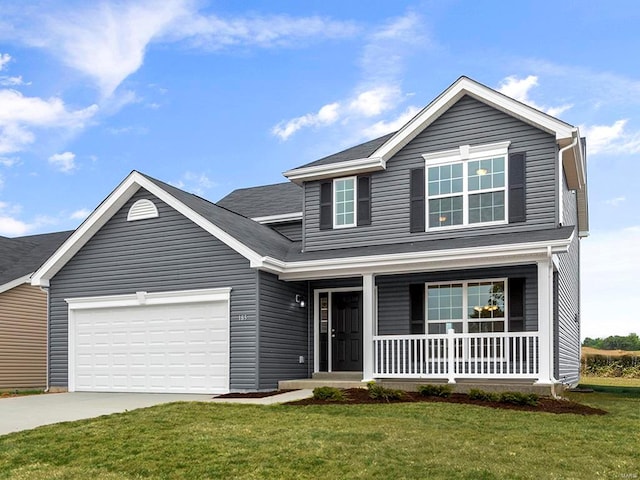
0, 390, 313, 436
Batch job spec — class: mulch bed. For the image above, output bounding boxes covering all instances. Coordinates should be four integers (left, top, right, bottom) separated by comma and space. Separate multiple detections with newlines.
284, 388, 607, 415
214, 389, 294, 399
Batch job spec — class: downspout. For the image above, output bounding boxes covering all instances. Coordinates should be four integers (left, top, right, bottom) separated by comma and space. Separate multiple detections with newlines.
39, 285, 50, 393
557, 133, 579, 226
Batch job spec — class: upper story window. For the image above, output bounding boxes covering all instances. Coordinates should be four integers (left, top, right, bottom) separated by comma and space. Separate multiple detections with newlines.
319, 176, 371, 230
422, 141, 510, 230
334, 177, 356, 228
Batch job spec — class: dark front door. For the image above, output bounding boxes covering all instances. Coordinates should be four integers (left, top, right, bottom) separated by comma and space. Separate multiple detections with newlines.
331, 292, 363, 371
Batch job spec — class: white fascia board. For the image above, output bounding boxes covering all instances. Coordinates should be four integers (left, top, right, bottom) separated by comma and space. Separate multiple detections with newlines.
31, 175, 143, 287
283, 157, 385, 185
0, 274, 32, 294
371, 77, 576, 163
32, 171, 265, 286
66, 287, 232, 310
258, 236, 573, 281
252, 212, 303, 224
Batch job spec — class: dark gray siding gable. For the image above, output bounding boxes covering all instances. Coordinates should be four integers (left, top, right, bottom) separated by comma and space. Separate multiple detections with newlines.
303, 95, 558, 251
556, 174, 581, 385
257, 271, 308, 389
49, 188, 259, 391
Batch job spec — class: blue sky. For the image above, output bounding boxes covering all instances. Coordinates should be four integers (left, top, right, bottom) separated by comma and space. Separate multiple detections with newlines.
0, 0, 638, 339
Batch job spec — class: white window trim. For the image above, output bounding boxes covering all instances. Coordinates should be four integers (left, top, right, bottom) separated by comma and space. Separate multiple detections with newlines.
425, 278, 509, 334
333, 176, 357, 229
423, 141, 510, 231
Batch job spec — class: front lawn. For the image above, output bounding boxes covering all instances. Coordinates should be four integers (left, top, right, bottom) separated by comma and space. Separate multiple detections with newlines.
0, 390, 638, 479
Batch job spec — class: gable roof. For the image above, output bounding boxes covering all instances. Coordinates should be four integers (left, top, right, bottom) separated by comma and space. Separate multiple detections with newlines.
217, 182, 302, 221
0, 230, 72, 292
283, 75, 588, 234
284, 77, 583, 184
31, 171, 295, 287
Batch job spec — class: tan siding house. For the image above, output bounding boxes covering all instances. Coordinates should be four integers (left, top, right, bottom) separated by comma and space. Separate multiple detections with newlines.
0, 231, 72, 390
0, 283, 47, 389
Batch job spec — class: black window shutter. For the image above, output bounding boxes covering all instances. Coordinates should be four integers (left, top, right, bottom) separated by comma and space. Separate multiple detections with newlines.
508, 152, 526, 223
319, 181, 332, 230
410, 168, 425, 233
410, 284, 425, 334
357, 176, 371, 226
508, 278, 525, 332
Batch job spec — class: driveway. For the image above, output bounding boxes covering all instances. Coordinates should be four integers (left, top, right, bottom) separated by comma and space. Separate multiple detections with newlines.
0, 392, 212, 436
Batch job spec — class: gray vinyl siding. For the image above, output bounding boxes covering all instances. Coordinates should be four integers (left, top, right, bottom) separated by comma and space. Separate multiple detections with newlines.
555, 174, 581, 385
257, 271, 308, 389
48, 188, 259, 391
303, 95, 558, 252
271, 221, 302, 242
376, 266, 538, 334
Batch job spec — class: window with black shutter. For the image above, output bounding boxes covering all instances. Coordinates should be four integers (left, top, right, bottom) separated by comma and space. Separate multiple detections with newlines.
357, 176, 371, 226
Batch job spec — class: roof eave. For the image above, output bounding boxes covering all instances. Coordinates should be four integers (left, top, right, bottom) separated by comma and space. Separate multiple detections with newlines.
258, 235, 573, 281
283, 157, 386, 185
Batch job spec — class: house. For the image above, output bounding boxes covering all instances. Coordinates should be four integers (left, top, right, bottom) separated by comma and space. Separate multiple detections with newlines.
0, 231, 72, 389
31, 76, 588, 395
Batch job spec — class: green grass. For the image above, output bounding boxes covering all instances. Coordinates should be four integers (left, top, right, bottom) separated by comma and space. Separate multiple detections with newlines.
1, 392, 639, 480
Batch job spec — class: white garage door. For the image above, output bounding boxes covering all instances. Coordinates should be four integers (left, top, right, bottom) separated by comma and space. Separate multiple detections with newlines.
67, 288, 230, 394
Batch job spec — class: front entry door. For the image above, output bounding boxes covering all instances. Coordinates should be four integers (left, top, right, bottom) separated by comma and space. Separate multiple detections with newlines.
331, 292, 363, 371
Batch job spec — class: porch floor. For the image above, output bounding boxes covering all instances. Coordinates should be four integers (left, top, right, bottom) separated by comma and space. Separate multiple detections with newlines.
279, 373, 560, 396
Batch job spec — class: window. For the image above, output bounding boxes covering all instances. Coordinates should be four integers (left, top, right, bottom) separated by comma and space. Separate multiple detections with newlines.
333, 177, 356, 228
423, 142, 509, 229
426, 279, 506, 334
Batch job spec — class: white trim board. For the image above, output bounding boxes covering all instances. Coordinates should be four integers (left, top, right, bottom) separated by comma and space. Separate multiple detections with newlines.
0, 274, 32, 294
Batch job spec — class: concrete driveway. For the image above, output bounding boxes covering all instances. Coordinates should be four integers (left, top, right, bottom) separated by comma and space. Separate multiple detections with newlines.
0, 392, 212, 436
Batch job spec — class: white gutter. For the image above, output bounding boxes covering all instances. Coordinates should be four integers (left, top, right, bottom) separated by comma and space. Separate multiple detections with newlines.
558, 132, 579, 226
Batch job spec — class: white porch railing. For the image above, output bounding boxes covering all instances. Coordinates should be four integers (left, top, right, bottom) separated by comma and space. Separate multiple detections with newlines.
373, 330, 539, 382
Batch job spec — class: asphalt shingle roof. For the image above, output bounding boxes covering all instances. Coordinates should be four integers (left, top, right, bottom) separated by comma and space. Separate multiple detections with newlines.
217, 182, 302, 218
0, 230, 73, 286
141, 173, 295, 260
292, 132, 396, 170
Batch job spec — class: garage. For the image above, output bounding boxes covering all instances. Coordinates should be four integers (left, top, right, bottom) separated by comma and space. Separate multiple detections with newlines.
67, 288, 230, 394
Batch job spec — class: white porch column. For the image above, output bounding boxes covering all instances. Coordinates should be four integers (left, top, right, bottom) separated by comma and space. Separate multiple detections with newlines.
536, 255, 554, 384
362, 273, 375, 382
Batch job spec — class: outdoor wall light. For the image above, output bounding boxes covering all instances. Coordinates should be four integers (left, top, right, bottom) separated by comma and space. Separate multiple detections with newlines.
295, 294, 306, 308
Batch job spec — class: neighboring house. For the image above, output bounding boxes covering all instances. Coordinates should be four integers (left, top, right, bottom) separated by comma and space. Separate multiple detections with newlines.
0, 231, 72, 389
31, 76, 588, 394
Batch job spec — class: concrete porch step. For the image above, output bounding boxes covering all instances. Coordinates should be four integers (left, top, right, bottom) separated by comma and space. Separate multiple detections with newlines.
312, 372, 363, 381
279, 378, 366, 390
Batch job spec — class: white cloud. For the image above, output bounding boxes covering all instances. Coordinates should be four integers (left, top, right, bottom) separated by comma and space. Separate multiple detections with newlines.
0, 157, 18, 167
580, 119, 640, 155
172, 12, 358, 50
0, 75, 28, 86
106, 125, 149, 135
359, 106, 421, 140
605, 196, 626, 207
0, 53, 10, 71
497, 75, 572, 117
582, 227, 640, 338
349, 86, 401, 117
0, 89, 98, 155
272, 102, 340, 140
4, 2, 358, 98
70, 208, 91, 220
172, 171, 216, 196
48, 151, 76, 173
0, 200, 30, 236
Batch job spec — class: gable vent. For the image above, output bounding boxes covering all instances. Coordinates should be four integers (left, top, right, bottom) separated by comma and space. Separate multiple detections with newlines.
127, 199, 159, 221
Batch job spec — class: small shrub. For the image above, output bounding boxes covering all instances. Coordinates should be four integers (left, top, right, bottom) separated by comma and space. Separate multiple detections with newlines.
417, 384, 453, 398
499, 391, 539, 406
468, 389, 500, 402
312, 386, 345, 401
367, 381, 405, 402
